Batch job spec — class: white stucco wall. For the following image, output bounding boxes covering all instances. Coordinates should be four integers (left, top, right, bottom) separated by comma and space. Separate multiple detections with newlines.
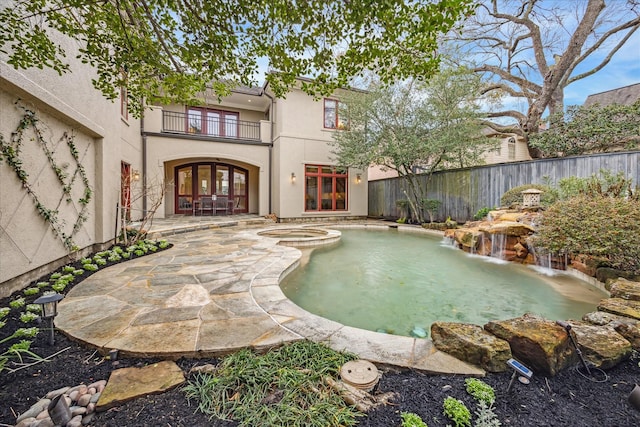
0, 28, 140, 292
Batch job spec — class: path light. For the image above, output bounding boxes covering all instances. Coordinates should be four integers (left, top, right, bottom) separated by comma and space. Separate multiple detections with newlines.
34, 293, 64, 345
506, 358, 533, 392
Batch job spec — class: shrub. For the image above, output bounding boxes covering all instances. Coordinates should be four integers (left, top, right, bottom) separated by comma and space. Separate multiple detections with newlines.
443, 397, 471, 427
0, 307, 10, 319
23, 287, 39, 296
500, 184, 556, 207
465, 378, 495, 405
26, 304, 42, 313
533, 195, 640, 274
401, 411, 428, 427
9, 298, 25, 309
20, 312, 38, 323
473, 207, 492, 221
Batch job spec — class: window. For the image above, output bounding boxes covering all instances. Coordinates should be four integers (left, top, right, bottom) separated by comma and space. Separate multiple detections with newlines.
187, 107, 239, 137
323, 99, 348, 129
120, 86, 128, 120
507, 137, 516, 160
305, 165, 347, 211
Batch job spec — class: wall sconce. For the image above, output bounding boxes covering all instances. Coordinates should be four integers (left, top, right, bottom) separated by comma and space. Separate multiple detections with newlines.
132, 170, 140, 181
34, 293, 64, 345
356, 173, 362, 184
290, 172, 296, 183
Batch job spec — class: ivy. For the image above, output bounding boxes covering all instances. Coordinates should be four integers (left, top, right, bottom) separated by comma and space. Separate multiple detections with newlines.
0, 103, 92, 251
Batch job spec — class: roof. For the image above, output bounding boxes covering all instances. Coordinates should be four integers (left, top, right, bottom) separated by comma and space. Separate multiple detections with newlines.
584, 83, 640, 107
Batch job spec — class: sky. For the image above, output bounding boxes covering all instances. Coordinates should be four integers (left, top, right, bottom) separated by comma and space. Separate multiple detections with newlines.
252, 3, 640, 111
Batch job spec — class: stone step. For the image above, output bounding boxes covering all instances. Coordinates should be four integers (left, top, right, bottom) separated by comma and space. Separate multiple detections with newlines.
598, 298, 640, 320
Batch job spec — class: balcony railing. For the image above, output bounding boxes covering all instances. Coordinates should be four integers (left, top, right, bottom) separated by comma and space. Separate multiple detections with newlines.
162, 110, 261, 141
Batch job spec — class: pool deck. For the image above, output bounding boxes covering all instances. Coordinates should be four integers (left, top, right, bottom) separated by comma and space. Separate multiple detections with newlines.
56, 215, 484, 376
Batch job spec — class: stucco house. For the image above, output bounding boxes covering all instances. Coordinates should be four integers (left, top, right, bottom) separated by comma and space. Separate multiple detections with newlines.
0, 54, 367, 293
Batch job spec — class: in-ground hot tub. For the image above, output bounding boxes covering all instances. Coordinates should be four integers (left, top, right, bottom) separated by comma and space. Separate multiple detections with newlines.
257, 227, 341, 247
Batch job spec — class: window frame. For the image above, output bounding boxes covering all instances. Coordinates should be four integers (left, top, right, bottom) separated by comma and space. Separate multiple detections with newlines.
304, 164, 348, 212
185, 107, 240, 138
323, 98, 348, 130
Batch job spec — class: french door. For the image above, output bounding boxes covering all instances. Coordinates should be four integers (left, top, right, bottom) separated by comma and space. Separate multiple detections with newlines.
175, 162, 248, 214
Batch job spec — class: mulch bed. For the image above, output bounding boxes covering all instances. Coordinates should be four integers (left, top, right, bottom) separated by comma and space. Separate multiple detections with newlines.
2, 246, 640, 426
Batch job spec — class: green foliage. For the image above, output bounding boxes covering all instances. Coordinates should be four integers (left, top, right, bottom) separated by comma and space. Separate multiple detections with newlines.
443, 396, 471, 427
465, 378, 495, 405
62, 265, 75, 273
0, 327, 42, 374
533, 195, 640, 274
26, 304, 42, 314
530, 101, 640, 158
183, 340, 359, 426
421, 199, 442, 223
49, 272, 62, 281
10, 298, 25, 309
474, 401, 502, 427
473, 207, 492, 221
0, 307, 10, 319
500, 184, 556, 207
19, 312, 38, 323
401, 412, 428, 427
23, 287, 40, 296
331, 66, 498, 223
0, 0, 475, 118
36, 281, 49, 288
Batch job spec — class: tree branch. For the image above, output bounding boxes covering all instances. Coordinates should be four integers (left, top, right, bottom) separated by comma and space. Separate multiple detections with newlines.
485, 110, 527, 121
479, 120, 523, 136
473, 64, 541, 94
567, 18, 640, 84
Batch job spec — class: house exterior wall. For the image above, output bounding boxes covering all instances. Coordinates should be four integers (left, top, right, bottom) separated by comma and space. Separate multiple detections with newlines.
482, 136, 531, 164
270, 86, 368, 220
0, 33, 133, 294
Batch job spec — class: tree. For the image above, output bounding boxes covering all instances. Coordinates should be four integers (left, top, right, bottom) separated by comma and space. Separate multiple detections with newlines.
0, 0, 475, 116
330, 67, 497, 223
529, 101, 640, 158
452, 0, 640, 157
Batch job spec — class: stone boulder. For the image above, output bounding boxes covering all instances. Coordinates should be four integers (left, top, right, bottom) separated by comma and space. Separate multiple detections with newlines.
609, 278, 640, 302
569, 323, 632, 369
481, 221, 535, 237
582, 311, 639, 328
484, 314, 576, 376
614, 323, 640, 350
597, 298, 640, 320
431, 322, 512, 373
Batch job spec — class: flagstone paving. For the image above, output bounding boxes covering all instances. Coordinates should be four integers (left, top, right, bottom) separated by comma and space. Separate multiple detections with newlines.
56, 215, 483, 375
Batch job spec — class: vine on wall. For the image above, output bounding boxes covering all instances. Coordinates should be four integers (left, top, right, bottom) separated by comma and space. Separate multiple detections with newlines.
0, 103, 92, 251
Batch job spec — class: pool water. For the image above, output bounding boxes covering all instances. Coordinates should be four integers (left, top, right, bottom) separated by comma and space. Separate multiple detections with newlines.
280, 229, 606, 338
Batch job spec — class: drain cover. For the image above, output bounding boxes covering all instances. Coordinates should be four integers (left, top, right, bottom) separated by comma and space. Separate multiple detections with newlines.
340, 360, 379, 391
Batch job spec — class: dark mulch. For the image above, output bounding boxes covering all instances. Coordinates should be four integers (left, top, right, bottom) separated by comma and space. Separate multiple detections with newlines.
2, 247, 640, 426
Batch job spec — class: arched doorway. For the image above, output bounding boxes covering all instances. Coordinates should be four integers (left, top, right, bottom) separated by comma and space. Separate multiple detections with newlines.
175, 162, 248, 215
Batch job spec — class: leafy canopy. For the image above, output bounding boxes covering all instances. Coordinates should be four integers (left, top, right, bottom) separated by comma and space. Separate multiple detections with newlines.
0, 0, 476, 116
529, 101, 640, 158
330, 66, 497, 222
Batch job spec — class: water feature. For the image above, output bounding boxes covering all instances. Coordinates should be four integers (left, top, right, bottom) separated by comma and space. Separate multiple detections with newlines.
280, 228, 606, 338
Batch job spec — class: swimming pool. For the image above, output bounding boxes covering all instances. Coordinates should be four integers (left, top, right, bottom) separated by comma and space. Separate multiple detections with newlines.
280, 228, 606, 338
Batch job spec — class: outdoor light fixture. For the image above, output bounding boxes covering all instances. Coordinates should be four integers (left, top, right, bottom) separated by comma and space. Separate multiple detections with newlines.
132, 170, 141, 181
34, 293, 64, 345
356, 173, 362, 184
290, 172, 296, 183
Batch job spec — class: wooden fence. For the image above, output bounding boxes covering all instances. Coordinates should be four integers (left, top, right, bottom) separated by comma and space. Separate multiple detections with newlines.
368, 151, 640, 222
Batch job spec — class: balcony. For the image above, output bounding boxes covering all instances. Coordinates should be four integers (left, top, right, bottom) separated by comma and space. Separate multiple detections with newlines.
161, 110, 261, 142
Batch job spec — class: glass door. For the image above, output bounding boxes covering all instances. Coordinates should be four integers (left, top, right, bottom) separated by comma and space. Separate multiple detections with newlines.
233, 169, 247, 213
176, 165, 194, 214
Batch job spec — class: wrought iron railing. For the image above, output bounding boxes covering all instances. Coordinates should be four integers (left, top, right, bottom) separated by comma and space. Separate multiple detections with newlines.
162, 111, 261, 141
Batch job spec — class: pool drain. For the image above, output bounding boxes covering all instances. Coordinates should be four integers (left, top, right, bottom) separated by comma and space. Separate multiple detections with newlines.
340, 360, 380, 391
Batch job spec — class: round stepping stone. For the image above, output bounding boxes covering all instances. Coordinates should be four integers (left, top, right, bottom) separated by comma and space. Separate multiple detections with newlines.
340, 360, 379, 391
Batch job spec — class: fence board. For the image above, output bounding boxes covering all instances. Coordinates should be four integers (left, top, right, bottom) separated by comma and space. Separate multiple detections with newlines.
368, 151, 640, 222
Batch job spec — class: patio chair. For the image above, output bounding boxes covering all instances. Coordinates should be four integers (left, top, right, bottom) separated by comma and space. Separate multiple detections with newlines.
215, 196, 229, 215
200, 197, 214, 216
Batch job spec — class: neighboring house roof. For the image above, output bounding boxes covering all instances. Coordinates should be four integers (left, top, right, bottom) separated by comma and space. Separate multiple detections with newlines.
583, 83, 640, 107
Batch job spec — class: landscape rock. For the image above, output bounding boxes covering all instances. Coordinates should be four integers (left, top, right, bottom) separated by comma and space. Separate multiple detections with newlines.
582, 311, 639, 327
570, 323, 632, 369
431, 322, 512, 372
96, 360, 185, 412
597, 298, 640, 320
614, 323, 640, 350
609, 278, 640, 301
484, 314, 576, 376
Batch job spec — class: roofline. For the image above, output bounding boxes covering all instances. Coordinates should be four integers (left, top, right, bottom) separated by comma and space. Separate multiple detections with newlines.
585, 82, 640, 98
